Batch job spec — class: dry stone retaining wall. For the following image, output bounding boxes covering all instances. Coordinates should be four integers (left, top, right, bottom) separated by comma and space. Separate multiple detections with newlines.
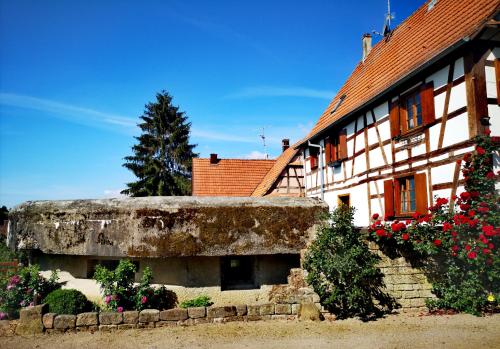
13, 302, 330, 335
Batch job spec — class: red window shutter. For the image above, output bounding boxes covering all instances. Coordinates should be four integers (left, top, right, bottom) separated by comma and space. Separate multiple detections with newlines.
324, 137, 332, 163
414, 173, 428, 215
389, 100, 400, 138
338, 129, 347, 160
421, 82, 435, 125
383, 179, 395, 218
495, 59, 500, 106
310, 155, 318, 170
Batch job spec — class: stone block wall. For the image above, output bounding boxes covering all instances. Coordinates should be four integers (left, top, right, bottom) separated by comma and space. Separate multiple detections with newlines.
12, 301, 331, 335
367, 241, 435, 312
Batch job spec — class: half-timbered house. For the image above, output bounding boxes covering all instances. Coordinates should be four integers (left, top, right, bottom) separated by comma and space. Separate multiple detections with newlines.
298, 0, 500, 227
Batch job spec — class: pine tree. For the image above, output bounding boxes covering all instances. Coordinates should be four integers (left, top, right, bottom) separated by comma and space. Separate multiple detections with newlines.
122, 91, 197, 196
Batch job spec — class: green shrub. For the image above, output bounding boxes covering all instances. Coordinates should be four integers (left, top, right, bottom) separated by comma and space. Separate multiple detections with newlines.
93, 259, 177, 311
0, 265, 59, 318
43, 289, 91, 315
304, 206, 396, 320
179, 296, 213, 308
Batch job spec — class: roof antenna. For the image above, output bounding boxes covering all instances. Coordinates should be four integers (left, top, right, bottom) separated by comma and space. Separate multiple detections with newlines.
259, 127, 269, 159
371, 0, 395, 37
382, 0, 395, 36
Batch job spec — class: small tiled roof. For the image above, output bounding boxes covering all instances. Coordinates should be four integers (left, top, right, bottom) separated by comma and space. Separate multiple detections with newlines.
252, 144, 301, 197
302, 0, 498, 144
192, 158, 276, 196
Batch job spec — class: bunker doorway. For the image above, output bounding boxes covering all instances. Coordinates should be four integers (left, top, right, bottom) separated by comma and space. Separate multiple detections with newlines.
221, 256, 256, 290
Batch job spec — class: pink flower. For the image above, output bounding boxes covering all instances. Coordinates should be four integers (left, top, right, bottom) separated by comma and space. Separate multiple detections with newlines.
141, 296, 147, 304
0, 312, 6, 320
117, 307, 123, 313
105, 295, 111, 304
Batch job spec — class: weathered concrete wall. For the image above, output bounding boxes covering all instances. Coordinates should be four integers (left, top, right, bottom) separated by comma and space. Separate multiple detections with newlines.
8, 197, 328, 257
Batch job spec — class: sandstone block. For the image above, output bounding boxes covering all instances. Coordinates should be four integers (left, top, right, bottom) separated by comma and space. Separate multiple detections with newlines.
402, 290, 420, 299
139, 309, 159, 323
259, 304, 274, 316
207, 306, 236, 318
42, 313, 57, 329
156, 320, 177, 327
117, 323, 137, 330
122, 310, 139, 324
394, 283, 414, 291
99, 324, 117, 332
53, 315, 76, 330
410, 298, 427, 307
187, 307, 206, 319
76, 312, 98, 326
19, 304, 47, 322
291, 304, 300, 315
138, 322, 155, 328
160, 308, 188, 321
99, 312, 123, 325
298, 302, 322, 322
235, 305, 247, 316
275, 304, 291, 315
247, 305, 260, 316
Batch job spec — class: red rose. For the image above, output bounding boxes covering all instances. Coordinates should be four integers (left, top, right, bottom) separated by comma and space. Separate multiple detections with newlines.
482, 225, 495, 237
412, 212, 420, 219
433, 239, 442, 247
470, 191, 480, 198
486, 171, 495, 179
402, 233, 409, 241
460, 192, 471, 201
451, 245, 459, 252
442, 222, 453, 232
467, 251, 477, 259
477, 206, 489, 214
463, 153, 471, 162
372, 213, 379, 220
376, 229, 386, 237
488, 243, 494, 249
483, 248, 491, 255
486, 258, 493, 265
468, 210, 475, 217
465, 245, 472, 251
485, 128, 491, 135
476, 146, 486, 155
459, 203, 470, 211
451, 231, 458, 238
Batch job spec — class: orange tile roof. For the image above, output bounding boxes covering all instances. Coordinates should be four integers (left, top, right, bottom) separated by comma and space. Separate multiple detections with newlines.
252, 144, 301, 197
302, 0, 498, 144
192, 158, 276, 196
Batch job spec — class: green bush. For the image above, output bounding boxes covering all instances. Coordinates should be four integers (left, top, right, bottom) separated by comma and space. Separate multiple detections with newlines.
93, 259, 177, 311
179, 296, 213, 308
43, 289, 91, 315
304, 206, 396, 320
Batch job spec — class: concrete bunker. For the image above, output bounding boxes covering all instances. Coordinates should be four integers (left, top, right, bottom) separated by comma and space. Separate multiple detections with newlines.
8, 196, 327, 304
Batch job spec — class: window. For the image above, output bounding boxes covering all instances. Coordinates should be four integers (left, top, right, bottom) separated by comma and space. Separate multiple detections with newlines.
384, 173, 428, 218
398, 177, 416, 213
221, 256, 255, 290
325, 129, 347, 164
390, 82, 435, 138
308, 147, 318, 170
403, 91, 422, 131
338, 194, 350, 207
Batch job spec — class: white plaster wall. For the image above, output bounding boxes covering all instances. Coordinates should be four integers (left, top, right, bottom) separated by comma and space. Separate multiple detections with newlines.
489, 104, 500, 136
442, 112, 469, 148
431, 162, 455, 186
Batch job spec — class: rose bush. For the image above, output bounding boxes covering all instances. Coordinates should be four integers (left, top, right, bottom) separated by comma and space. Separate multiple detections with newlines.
368, 132, 499, 315
0, 265, 59, 318
93, 259, 177, 311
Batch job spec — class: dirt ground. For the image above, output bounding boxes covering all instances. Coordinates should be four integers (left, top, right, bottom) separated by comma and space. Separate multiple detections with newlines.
1, 313, 499, 349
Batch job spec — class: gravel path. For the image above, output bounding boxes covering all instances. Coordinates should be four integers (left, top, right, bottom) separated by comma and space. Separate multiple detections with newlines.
1, 313, 499, 349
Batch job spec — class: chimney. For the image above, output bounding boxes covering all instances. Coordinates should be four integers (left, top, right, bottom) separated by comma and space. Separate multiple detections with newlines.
282, 139, 290, 152
362, 33, 372, 62
210, 153, 218, 164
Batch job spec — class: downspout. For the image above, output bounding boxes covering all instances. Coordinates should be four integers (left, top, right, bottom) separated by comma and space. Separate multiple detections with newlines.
308, 141, 324, 201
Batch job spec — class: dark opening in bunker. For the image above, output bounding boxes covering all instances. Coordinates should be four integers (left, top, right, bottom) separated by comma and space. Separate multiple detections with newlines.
221, 256, 256, 290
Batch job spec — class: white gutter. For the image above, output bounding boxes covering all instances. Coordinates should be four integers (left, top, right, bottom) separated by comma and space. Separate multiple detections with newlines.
308, 141, 324, 201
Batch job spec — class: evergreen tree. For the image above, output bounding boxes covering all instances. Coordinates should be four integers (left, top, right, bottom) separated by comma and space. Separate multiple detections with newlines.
122, 91, 197, 196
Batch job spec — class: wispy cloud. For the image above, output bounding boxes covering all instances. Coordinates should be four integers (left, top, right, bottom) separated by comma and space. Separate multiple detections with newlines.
225, 86, 335, 100
0, 93, 137, 133
241, 150, 268, 159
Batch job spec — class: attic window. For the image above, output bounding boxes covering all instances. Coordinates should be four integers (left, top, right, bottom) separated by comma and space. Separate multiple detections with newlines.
330, 94, 346, 115
427, 0, 437, 11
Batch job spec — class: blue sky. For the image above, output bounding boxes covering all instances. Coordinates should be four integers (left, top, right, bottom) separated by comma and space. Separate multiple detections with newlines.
0, 0, 421, 207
